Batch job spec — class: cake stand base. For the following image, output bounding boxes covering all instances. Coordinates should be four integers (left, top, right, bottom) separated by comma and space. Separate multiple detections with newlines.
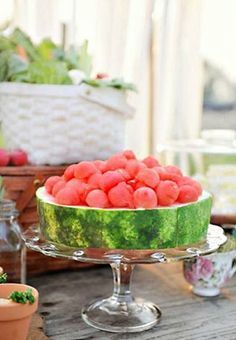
81, 262, 161, 333
82, 297, 161, 333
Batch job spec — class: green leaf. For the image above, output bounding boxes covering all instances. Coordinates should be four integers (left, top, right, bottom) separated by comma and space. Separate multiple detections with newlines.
77, 40, 92, 76
0, 51, 9, 81
0, 36, 15, 52
7, 54, 28, 80
0, 273, 7, 283
9, 288, 35, 304
10, 28, 40, 61
65, 46, 79, 70
82, 77, 137, 91
28, 60, 72, 84
36, 38, 57, 60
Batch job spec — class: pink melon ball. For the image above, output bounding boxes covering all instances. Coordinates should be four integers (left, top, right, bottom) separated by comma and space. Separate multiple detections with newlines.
133, 187, 157, 209
86, 189, 109, 208
156, 180, 179, 206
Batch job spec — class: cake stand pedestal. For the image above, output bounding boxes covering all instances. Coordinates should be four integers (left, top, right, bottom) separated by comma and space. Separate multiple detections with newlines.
22, 225, 226, 333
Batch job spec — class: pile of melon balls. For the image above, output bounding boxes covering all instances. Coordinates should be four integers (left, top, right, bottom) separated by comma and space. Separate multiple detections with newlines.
45, 150, 202, 209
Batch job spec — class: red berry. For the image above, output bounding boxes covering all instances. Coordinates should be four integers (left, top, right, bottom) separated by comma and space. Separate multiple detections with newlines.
52, 179, 66, 197
55, 187, 80, 206
142, 156, 160, 168
86, 189, 109, 208
108, 182, 133, 208
93, 160, 107, 173
10, 149, 28, 166
136, 168, 160, 188
106, 154, 127, 171
156, 180, 179, 206
164, 165, 183, 176
133, 187, 157, 209
177, 185, 199, 203
100, 171, 124, 192
74, 161, 97, 179
45, 176, 61, 194
64, 164, 76, 181
0, 148, 10, 166
123, 150, 136, 160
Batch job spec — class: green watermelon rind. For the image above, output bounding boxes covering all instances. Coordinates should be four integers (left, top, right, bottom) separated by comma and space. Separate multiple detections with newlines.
36, 187, 212, 250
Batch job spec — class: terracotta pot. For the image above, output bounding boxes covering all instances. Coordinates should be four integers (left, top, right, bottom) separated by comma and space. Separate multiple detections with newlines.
0, 283, 38, 340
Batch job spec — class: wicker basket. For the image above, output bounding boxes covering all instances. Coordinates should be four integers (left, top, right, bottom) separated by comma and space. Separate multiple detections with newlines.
0, 165, 93, 276
0, 82, 134, 165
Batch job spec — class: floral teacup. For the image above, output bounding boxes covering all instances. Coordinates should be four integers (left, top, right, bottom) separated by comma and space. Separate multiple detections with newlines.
183, 250, 236, 297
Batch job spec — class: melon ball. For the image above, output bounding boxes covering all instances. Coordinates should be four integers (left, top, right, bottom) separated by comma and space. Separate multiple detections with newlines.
133, 187, 157, 209
142, 156, 160, 168
156, 180, 179, 206
55, 187, 80, 206
45, 176, 61, 194
177, 185, 199, 203
74, 161, 97, 179
123, 150, 136, 160
87, 173, 103, 189
125, 159, 146, 177
64, 164, 76, 181
86, 189, 109, 208
164, 165, 183, 177
136, 168, 160, 188
93, 160, 107, 173
108, 182, 133, 208
176, 176, 202, 196
52, 179, 66, 196
106, 154, 127, 170
100, 171, 124, 192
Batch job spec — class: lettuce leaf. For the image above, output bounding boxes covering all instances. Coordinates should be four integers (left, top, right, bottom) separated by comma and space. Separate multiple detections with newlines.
27, 60, 72, 84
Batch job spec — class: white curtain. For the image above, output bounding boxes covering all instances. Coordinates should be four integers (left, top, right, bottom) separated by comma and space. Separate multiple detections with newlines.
152, 0, 203, 147
2, 0, 203, 156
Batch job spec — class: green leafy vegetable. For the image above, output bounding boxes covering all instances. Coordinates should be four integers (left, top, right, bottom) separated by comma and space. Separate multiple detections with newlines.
82, 77, 137, 91
9, 288, 35, 304
0, 27, 135, 90
36, 38, 57, 60
28, 60, 72, 84
77, 40, 92, 76
10, 28, 40, 61
0, 273, 7, 283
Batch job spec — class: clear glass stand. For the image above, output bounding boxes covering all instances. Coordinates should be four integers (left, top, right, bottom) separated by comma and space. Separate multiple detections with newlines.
22, 224, 226, 333
82, 262, 161, 332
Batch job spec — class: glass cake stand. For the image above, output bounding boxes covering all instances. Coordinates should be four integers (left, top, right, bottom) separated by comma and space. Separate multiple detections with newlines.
22, 224, 226, 333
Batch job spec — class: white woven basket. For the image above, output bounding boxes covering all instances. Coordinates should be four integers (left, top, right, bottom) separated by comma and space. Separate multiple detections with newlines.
0, 82, 134, 165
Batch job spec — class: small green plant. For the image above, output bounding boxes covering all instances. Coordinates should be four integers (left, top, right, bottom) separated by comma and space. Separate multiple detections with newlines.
0, 272, 7, 283
9, 288, 35, 304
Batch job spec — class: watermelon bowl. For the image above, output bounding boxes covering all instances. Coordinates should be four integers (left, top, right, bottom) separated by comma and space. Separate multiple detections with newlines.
19, 187, 226, 333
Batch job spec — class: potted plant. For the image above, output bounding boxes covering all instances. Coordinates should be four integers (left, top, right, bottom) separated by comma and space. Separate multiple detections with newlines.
0, 271, 38, 340
0, 28, 135, 165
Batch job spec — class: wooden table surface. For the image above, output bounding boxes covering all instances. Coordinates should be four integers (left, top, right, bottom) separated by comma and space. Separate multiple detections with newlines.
29, 262, 236, 340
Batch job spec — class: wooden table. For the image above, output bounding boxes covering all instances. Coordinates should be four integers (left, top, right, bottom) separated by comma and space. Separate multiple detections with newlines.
29, 263, 236, 340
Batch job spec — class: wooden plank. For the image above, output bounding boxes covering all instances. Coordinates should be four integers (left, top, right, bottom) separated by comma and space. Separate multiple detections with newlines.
3, 176, 33, 190
29, 263, 236, 340
28, 313, 48, 340
0, 165, 66, 176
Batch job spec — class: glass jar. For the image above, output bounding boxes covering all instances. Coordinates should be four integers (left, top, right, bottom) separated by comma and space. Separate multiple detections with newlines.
0, 199, 26, 283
